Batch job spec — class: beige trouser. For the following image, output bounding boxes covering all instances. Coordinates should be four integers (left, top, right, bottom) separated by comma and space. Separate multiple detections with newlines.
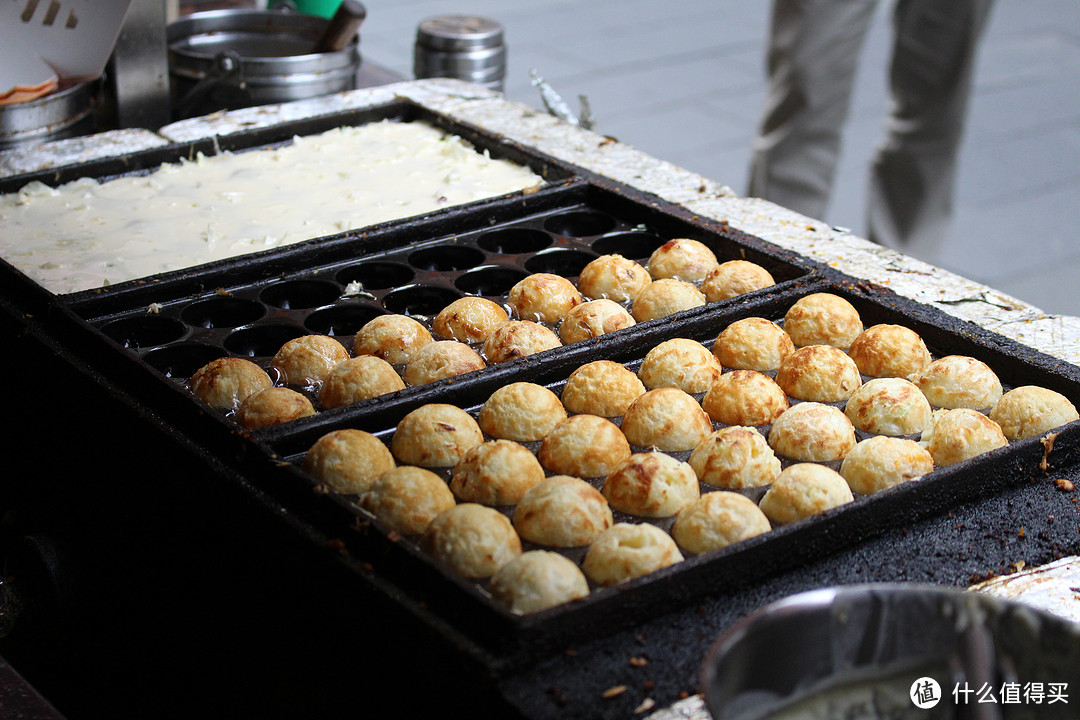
746, 0, 995, 258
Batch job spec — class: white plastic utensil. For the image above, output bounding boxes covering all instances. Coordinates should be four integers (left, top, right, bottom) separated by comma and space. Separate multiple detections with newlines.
0, 0, 134, 99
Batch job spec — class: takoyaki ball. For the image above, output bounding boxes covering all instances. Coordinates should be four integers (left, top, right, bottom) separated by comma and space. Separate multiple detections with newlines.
318, 355, 405, 408
449, 439, 546, 506
488, 551, 590, 615
482, 320, 562, 364
701, 260, 776, 302
538, 414, 631, 478
775, 344, 862, 403
671, 492, 772, 555
478, 382, 567, 442
844, 377, 933, 436
421, 504, 522, 579
390, 403, 484, 468
303, 428, 395, 495
782, 293, 863, 349
839, 436, 934, 495
403, 340, 486, 386
631, 278, 706, 322
646, 238, 720, 283
354, 314, 433, 366
914, 355, 1003, 410
271, 334, 350, 387
712, 317, 795, 372
768, 402, 857, 462
922, 408, 1008, 467
638, 338, 723, 395
601, 452, 700, 518
577, 253, 651, 302
189, 357, 272, 411
507, 273, 582, 324
758, 463, 854, 525
688, 426, 782, 489
358, 466, 456, 535
513, 476, 614, 547
582, 523, 684, 587
558, 299, 636, 344
989, 385, 1080, 441
560, 360, 646, 417
620, 388, 714, 452
701, 370, 789, 427
432, 296, 509, 344
847, 324, 931, 379
234, 387, 316, 429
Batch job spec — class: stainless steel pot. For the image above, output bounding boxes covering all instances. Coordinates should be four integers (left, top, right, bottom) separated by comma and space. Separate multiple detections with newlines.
0, 82, 98, 151
167, 9, 362, 120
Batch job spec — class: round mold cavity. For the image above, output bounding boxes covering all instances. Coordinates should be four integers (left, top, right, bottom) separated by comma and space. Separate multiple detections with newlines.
382, 284, 463, 317
455, 266, 529, 296
143, 343, 225, 380
523, 248, 597, 277
305, 304, 385, 338
260, 278, 342, 310
543, 210, 617, 237
223, 323, 306, 358
590, 230, 666, 260
180, 296, 266, 329
408, 245, 485, 272
99, 315, 188, 350
476, 227, 552, 254
336, 261, 414, 290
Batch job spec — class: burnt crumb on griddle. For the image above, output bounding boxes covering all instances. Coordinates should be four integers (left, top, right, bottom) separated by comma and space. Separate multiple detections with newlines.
1055, 478, 1075, 491
547, 685, 569, 706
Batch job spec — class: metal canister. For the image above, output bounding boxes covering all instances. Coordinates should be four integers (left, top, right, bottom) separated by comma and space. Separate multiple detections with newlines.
414, 16, 506, 93
0, 82, 98, 151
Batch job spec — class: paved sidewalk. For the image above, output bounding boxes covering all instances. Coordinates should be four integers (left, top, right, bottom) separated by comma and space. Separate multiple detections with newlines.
359, 0, 1080, 317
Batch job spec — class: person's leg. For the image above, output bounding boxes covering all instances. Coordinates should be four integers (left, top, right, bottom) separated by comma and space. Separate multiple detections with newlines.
866, 0, 995, 256
747, 0, 879, 221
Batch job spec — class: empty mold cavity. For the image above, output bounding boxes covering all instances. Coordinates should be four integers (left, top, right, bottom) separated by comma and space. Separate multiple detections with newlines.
408, 245, 485, 272
305, 305, 385, 338
476, 228, 552, 254
382, 284, 463, 317
336, 261, 414, 290
524, 248, 597, 277
261, 279, 343, 310
181, 297, 266, 329
591, 230, 665, 260
544, 209, 617, 237
100, 316, 188, 350
455, 266, 530, 296
224, 323, 307, 358
143, 343, 225, 379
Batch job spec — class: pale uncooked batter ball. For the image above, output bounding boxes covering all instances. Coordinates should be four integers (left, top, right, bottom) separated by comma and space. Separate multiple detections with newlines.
420, 503, 522, 578
844, 377, 933, 436
839, 436, 934, 495
513, 475, 614, 547
538, 414, 631, 478
768, 402, 857, 462
671, 491, 772, 555
582, 523, 684, 586
712, 317, 795, 372
449, 439, 546, 506
358, 465, 456, 535
775, 344, 862, 403
989, 385, 1080, 441
318, 355, 406, 408
620, 387, 714, 452
390, 403, 484, 467
923, 408, 1008, 466
354, 314, 433, 366
577, 253, 651, 302
189, 356, 272, 411
488, 551, 590, 615
558, 299, 636, 344
234, 386, 316, 429
303, 428, 396, 494
507, 272, 582, 324
560, 360, 646, 417
759, 463, 854, 525
688, 426, 781, 489
701, 370, 789, 427
481, 320, 562, 364
631, 278, 707, 322
782, 293, 863, 348
601, 452, 700, 518
847, 323, 931, 379
271, 334, 350, 386
701, 260, 776, 302
638, 338, 723, 395
914, 355, 1004, 410
646, 238, 720, 283
432, 296, 509, 344
477, 382, 567, 442
403, 339, 486, 386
